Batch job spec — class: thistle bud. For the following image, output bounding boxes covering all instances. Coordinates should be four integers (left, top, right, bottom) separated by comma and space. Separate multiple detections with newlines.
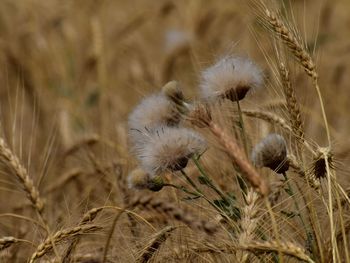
251, 134, 289, 174
128, 168, 164, 192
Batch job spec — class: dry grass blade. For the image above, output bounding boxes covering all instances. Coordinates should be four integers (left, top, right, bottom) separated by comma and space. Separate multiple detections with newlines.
136, 226, 176, 263
29, 225, 102, 263
0, 138, 45, 214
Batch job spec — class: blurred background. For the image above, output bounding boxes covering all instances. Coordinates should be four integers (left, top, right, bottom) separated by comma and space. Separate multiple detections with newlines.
0, 0, 349, 261
0, 0, 349, 142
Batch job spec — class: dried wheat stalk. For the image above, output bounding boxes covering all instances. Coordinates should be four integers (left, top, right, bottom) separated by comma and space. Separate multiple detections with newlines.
242, 109, 315, 155
189, 103, 269, 195
0, 138, 45, 214
29, 225, 101, 263
236, 189, 260, 262
265, 9, 317, 79
136, 226, 176, 263
279, 63, 304, 141
239, 240, 314, 263
209, 121, 270, 196
264, 8, 331, 145
63, 207, 105, 263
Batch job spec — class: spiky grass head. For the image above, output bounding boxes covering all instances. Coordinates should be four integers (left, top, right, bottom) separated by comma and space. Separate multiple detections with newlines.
135, 126, 207, 175
312, 147, 334, 179
251, 133, 289, 174
128, 93, 181, 145
200, 56, 263, 102
128, 168, 164, 192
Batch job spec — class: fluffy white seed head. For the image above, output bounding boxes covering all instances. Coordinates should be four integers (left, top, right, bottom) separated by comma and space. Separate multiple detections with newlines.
136, 126, 207, 176
251, 133, 289, 174
128, 93, 181, 146
200, 56, 263, 101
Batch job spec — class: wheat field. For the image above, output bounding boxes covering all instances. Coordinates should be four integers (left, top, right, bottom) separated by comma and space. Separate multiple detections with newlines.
0, 0, 349, 262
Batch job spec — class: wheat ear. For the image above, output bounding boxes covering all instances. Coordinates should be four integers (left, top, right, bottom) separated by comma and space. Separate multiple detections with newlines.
265, 10, 316, 79
279, 63, 304, 141
236, 189, 260, 262
29, 225, 101, 263
0, 138, 44, 214
264, 8, 331, 146
63, 207, 105, 262
239, 240, 314, 263
242, 109, 315, 155
136, 226, 176, 263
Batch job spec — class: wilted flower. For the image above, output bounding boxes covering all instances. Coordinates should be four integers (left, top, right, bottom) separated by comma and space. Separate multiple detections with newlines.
128, 93, 181, 146
128, 168, 164, 191
136, 126, 207, 175
200, 56, 263, 101
251, 133, 289, 174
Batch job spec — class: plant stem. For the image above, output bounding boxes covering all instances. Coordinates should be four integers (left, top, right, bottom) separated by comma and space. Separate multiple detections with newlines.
192, 157, 227, 200
236, 100, 249, 155
179, 170, 226, 216
164, 183, 201, 198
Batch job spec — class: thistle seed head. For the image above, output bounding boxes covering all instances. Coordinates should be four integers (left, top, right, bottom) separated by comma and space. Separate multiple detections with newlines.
312, 147, 334, 179
128, 93, 181, 146
200, 56, 263, 102
128, 168, 164, 192
135, 126, 207, 175
251, 133, 289, 174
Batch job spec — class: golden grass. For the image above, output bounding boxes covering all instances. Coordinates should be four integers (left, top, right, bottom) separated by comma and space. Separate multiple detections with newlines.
0, 0, 349, 262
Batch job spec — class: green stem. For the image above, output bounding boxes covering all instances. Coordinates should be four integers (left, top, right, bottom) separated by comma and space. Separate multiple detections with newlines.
164, 183, 201, 197
180, 169, 202, 194
179, 170, 225, 216
192, 157, 227, 200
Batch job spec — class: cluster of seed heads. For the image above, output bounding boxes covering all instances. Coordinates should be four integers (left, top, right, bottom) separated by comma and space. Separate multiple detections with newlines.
128, 83, 207, 184
128, 55, 269, 194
